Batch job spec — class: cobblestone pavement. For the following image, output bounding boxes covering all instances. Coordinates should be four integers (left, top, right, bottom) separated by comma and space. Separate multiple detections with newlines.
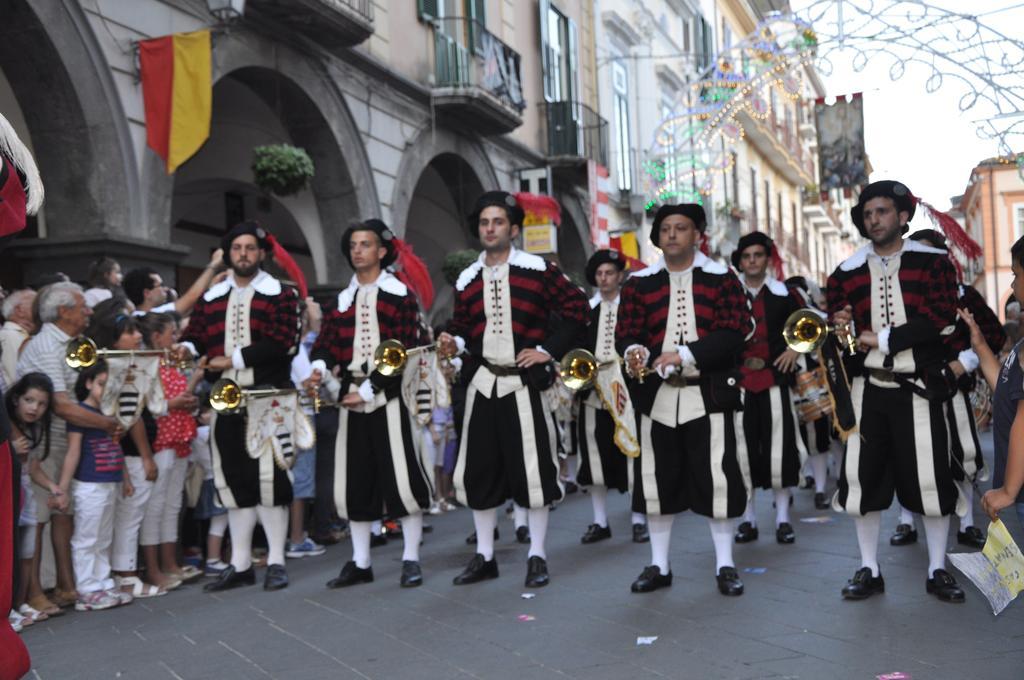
21, 431, 1024, 679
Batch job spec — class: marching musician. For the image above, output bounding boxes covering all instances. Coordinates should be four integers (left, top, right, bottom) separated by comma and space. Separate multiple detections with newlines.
181, 221, 302, 593
618, 204, 751, 596
576, 249, 649, 545
785, 276, 835, 511
885, 230, 1005, 551
438, 191, 588, 588
308, 219, 433, 589
730, 232, 808, 545
828, 181, 966, 603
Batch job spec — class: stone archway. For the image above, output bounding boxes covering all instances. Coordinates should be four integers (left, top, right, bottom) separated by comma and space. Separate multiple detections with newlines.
0, 0, 142, 283
150, 33, 377, 290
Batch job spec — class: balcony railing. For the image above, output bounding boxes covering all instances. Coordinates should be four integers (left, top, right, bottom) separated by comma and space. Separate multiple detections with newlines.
247, 0, 374, 48
543, 100, 609, 167
430, 17, 524, 133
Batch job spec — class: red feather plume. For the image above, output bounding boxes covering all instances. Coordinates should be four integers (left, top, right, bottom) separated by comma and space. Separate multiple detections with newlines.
910, 194, 982, 261
513, 192, 561, 226
770, 244, 786, 281
392, 238, 434, 310
266, 234, 308, 299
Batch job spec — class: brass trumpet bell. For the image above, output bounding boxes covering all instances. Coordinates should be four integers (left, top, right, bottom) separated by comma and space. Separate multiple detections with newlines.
783, 310, 829, 353
372, 339, 437, 377
209, 378, 296, 413
559, 348, 600, 392
65, 337, 99, 369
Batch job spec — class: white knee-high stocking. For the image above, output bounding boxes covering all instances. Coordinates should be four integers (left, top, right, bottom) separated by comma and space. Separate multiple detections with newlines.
255, 505, 289, 567
921, 515, 951, 577
527, 507, 549, 559
854, 511, 882, 576
708, 518, 735, 571
590, 486, 609, 528
647, 514, 674, 575
227, 507, 258, 571
401, 512, 423, 562
349, 521, 372, 569
472, 508, 498, 561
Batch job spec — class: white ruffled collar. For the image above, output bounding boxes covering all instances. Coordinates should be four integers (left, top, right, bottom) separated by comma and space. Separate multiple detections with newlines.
739, 274, 788, 297
455, 247, 546, 291
337, 271, 407, 313
589, 292, 620, 309
839, 238, 946, 271
203, 269, 281, 301
631, 252, 727, 278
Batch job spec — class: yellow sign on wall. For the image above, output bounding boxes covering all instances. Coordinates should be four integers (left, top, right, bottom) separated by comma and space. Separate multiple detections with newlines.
523, 224, 557, 254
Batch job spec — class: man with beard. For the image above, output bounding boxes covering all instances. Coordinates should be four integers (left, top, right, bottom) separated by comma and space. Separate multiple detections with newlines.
180, 221, 301, 593
306, 219, 433, 589
576, 249, 648, 545
438, 191, 588, 588
730, 232, 807, 545
619, 204, 751, 596
829, 181, 965, 603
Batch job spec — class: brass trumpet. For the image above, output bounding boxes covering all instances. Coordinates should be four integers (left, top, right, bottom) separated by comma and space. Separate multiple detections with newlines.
209, 378, 298, 413
64, 337, 186, 370
782, 310, 856, 356
558, 349, 618, 392
373, 339, 439, 377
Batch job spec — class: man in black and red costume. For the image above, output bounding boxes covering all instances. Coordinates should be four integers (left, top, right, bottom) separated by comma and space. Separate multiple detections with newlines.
828, 180, 965, 603
576, 249, 648, 545
181, 221, 301, 593
438, 191, 588, 588
618, 204, 751, 596
307, 219, 433, 589
730, 232, 808, 546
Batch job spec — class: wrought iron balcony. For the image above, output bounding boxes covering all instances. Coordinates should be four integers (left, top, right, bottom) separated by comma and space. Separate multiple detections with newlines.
247, 0, 373, 49
430, 17, 525, 135
543, 100, 609, 167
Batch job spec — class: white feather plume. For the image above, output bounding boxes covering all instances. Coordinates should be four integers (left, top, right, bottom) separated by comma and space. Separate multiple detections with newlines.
0, 111, 44, 215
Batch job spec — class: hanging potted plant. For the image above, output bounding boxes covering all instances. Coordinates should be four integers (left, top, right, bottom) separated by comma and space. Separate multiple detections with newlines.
442, 249, 479, 285
252, 144, 315, 196
716, 200, 746, 221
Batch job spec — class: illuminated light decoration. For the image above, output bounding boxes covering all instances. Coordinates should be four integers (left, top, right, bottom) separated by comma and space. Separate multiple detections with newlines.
643, 2, 1024, 225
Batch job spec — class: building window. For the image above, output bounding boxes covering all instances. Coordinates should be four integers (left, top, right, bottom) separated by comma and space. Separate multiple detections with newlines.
750, 167, 758, 229
1016, 203, 1024, 239
546, 7, 564, 101
613, 61, 632, 193
721, 19, 732, 50
682, 18, 691, 53
696, 16, 713, 71
541, 3, 578, 104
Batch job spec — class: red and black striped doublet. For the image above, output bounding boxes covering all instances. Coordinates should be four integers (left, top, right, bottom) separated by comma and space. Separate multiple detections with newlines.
617, 255, 751, 519
826, 241, 960, 517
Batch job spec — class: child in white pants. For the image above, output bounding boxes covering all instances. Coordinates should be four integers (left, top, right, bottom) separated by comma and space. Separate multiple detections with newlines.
57, 362, 133, 612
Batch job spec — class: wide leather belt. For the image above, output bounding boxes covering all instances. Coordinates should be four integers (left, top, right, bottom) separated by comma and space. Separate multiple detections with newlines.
480, 359, 524, 377
743, 357, 767, 370
663, 373, 689, 387
868, 368, 897, 383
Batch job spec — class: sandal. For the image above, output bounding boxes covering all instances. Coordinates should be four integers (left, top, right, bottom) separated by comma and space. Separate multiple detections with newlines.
27, 595, 62, 617
8, 610, 26, 633
167, 565, 203, 583
115, 575, 166, 598
50, 589, 78, 608
17, 604, 49, 623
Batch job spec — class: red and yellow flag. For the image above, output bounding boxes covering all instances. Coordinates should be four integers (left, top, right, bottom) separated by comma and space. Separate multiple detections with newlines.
139, 30, 212, 173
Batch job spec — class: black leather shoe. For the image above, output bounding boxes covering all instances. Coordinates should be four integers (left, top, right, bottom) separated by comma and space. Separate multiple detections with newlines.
957, 525, 986, 549
801, 475, 815, 490
263, 564, 289, 591
734, 521, 759, 543
564, 481, 578, 494
776, 522, 795, 544
632, 523, 650, 543
630, 565, 672, 593
370, 533, 388, 548
716, 566, 744, 596
326, 561, 374, 588
814, 492, 830, 510
465, 528, 499, 545
400, 560, 423, 588
204, 565, 256, 592
841, 567, 884, 600
515, 526, 530, 544
581, 523, 612, 544
452, 554, 499, 585
889, 524, 918, 546
524, 556, 549, 588
927, 569, 966, 603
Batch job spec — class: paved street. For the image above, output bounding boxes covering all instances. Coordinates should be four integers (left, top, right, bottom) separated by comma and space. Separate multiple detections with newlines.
22, 431, 1024, 680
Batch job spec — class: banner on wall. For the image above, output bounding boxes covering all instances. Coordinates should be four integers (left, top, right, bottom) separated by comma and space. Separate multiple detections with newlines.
814, 93, 868, 193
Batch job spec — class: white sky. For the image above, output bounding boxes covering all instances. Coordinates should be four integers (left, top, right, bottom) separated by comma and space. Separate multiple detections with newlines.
790, 0, 1024, 219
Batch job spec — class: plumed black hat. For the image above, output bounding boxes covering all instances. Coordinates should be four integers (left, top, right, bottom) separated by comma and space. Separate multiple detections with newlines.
851, 180, 916, 237
341, 218, 397, 269
585, 249, 626, 286
649, 204, 706, 248
467, 191, 525, 238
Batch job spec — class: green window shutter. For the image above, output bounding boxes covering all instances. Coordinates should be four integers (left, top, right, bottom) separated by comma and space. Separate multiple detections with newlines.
567, 16, 579, 104
465, 0, 486, 54
540, 0, 552, 101
418, 0, 439, 22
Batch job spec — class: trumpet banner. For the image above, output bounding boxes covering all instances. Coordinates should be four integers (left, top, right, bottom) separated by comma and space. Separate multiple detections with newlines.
948, 519, 1024, 615
101, 355, 166, 429
594, 363, 639, 458
245, 393, 315, 471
